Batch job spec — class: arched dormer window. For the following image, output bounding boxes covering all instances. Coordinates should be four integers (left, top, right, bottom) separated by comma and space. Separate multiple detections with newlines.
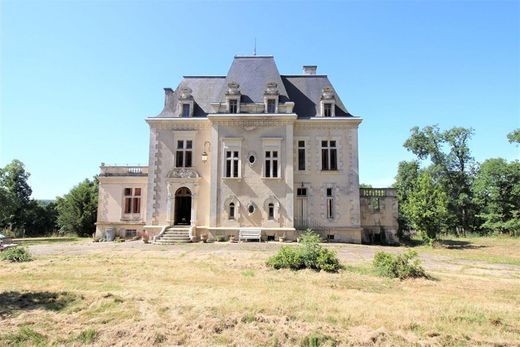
225, 82, 241, 114
320, 86, 336, 117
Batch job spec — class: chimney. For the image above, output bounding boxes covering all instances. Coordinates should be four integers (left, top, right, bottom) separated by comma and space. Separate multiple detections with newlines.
164, 88, 174, 107
303, 65, 317, 75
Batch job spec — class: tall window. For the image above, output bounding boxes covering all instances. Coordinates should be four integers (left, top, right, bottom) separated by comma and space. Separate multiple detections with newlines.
267, 99, 276, 113
321, 140, 337, 171
229, 99, 238, 113
323, 103, 332, 117
268, 203, 275, 220
229, 202, 235, 220
225, 150, 240, 178
124, 188, 141, 214
298, 140, 306, 171
182, 104, 190, 118
326, 188, 334, 219
176, 140, 192, 167
264, 150, 279, 178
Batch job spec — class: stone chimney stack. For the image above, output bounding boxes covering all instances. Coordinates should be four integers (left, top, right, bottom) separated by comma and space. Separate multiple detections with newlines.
303, 65, 317, 75
164, 88, 174, 107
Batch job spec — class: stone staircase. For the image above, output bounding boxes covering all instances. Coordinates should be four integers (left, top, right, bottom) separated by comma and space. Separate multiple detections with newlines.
154, 227, 191, 244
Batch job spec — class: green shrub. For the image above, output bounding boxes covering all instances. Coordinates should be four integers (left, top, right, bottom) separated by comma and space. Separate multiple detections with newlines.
266, 245, 303, 270
0, 246, 32, 262
373, 249, 428, 279
266, 231, 343, 272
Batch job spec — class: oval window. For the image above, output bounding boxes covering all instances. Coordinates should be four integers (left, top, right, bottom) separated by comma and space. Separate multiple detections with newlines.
248, 204, 255, 214
248, 155, 256, 165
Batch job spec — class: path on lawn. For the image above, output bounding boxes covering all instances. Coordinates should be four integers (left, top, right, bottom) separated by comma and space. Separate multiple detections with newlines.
28, 240, 520, 280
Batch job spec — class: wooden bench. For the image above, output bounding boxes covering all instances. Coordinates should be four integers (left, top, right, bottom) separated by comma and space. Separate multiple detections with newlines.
239, 229, 262, 242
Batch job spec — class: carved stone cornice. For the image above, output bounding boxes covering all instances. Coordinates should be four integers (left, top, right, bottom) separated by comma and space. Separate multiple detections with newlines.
146, 118, 211, 129
294, 118, 362, 128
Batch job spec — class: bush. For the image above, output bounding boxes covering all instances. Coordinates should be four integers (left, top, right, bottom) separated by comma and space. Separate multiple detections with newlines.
373, 249, 427, 279
0, 246, 32, 262
266, 231, 343, 272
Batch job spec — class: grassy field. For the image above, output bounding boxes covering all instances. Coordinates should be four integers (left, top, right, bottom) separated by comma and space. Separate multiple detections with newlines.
0, 237, 519, 346
11, 237, 91, 246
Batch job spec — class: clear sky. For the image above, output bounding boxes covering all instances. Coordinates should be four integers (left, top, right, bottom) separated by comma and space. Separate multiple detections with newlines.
1, 0, 518, 199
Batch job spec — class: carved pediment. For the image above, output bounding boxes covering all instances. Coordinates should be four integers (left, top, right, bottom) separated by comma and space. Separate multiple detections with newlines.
226, 81, 241, 95
264, 82, 279, 96
167, 168, 200, 179
321, 86, 335, 100
179, 87, 193, 100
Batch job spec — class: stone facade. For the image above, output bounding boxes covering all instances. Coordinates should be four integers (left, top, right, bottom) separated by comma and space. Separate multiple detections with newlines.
95, 55, 398, 244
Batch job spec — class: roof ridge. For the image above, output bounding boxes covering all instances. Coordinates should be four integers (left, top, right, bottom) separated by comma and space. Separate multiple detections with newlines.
183, 75, 226, 78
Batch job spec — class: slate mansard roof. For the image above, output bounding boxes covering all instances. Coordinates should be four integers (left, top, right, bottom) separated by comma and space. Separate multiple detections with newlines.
155, 55, 352, 118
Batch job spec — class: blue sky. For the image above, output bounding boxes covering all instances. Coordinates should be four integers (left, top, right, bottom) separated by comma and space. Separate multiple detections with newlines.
1, 0, 518, 199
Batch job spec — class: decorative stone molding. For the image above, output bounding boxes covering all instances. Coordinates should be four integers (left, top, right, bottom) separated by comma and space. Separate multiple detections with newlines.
321, 86, 335, 100
264, 82, 279, 96
179, 87, 193, 100
223, 195, 241, 221
226, 82, 241, 96
167, 168, 200, 179
263, 196, 281, 221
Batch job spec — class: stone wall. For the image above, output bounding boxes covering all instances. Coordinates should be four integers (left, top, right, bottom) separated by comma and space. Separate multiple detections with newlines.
359, 188, 399, 244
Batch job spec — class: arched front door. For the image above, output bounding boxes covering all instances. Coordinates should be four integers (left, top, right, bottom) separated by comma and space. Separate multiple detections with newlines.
174, 187, 192, 225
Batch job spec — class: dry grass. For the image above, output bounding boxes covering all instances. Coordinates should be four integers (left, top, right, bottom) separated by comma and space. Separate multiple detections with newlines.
0, 239, 519, 346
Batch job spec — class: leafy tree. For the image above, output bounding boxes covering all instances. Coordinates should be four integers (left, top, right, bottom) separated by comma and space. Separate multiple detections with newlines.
56, 178, 98, 237
403, 125, 477, 235
0, 160, 32, 230
23, 200, 59, 236
507, 128, 520, 144
359, 183, 373, 188
393, 160, 420, 232
473, 158, 520, 235
401, 171, 448, 241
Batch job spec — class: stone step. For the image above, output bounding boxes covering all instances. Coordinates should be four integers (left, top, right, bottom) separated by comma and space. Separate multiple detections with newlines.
160, 237, 190, 241
154, 239, 191, 244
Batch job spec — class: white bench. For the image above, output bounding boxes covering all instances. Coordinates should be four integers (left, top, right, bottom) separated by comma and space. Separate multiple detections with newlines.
239, 229, 262, 242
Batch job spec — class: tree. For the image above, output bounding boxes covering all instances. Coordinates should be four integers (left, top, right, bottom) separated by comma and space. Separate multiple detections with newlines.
507, 128, 520, 144
393, 160, 420, 232
473, 158, 520, 235
56, 178, 98, 237
401, 171, 448, 242
0, 160, 32, 230
403, 125, 477, 235
23, 200, 59, 236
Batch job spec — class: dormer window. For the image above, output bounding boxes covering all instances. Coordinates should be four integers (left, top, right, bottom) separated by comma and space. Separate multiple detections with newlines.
320, 86, 336, 117
225, 82, 241, 114
267, 99, 276, 113
229, 99, 238, 114
264, 82, 279, 114
182, 104, 191, 118
323, 103, 332, 117
178, 87, 194, 118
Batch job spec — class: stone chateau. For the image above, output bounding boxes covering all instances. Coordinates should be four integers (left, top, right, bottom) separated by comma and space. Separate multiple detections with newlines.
95, 55, 398, 244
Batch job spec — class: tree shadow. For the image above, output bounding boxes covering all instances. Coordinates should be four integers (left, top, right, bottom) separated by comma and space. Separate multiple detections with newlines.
0, 291, 79, 318
436, 239, 487, 250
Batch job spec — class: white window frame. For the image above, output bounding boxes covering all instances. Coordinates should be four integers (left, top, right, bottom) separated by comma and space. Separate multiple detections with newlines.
320, 100, 336, 117
264, 96, 278, 113
175, 139, 193, 168
227, 97, 240, 114
321, 139, 338, 171
123, 187, 142, 216
173, 131, 196, 168
222, 138, 242, 179
262, 138, 282, 179
179, 100, 194, 118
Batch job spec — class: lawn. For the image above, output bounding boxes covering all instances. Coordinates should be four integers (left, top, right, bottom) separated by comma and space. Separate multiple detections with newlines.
0, 237, 519, 346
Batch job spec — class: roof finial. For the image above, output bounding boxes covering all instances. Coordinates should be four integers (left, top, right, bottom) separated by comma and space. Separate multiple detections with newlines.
253, 37, 256, 56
